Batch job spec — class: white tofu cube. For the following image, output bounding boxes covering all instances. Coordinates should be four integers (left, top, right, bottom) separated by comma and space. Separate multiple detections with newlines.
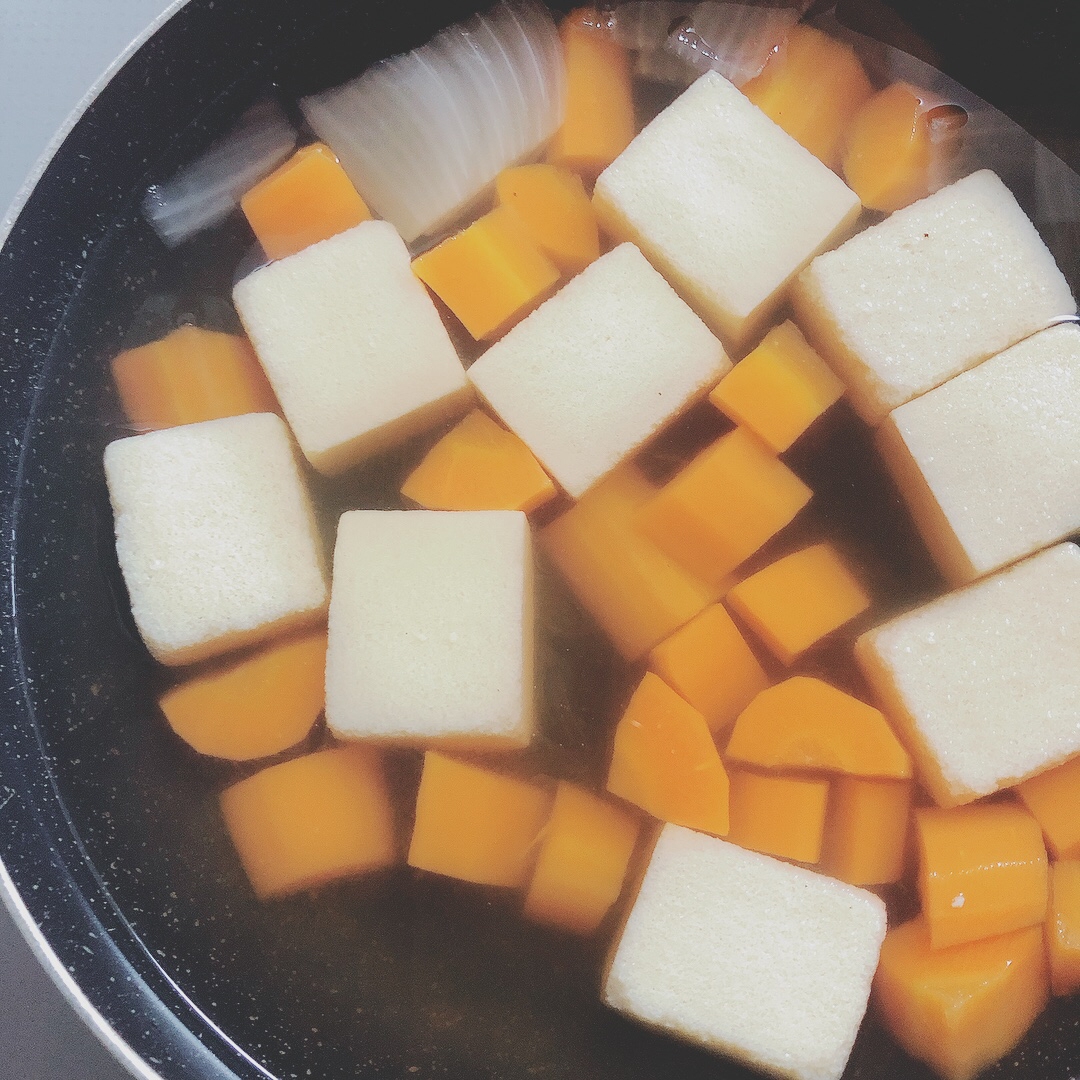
233, 220, 471, 474
593, 71, 861, 351
467, 243, 729, 499
325, 510, 533, 748
856, 543, 1080, 807
880, 323, 1080, 585
795, 170, 1076, 424
103, 413, 328, 666
605, 825, 886, 1080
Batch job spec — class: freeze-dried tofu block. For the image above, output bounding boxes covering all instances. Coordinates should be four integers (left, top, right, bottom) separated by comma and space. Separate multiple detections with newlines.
103, 413, 327, 666
880, 323, 1080, 585
468, 243, 729, 498
594, 71, 861, 350
325, 509, 533, 749
795, 170, 1076, 423
856, 543, 1080, 807
234, 220, 470, 474
605, 825, 886, 1080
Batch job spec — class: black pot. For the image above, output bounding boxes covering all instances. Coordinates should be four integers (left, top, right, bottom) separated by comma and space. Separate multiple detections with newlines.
1, 2, 1078, 1078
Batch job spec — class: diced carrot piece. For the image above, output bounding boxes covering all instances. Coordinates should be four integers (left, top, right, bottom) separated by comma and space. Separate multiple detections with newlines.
708, 322, 845, 453
916, 803, 1048, 950
496, 164, 601, 276
407, 752, 552, 888
542, 464, 720, 660
647, 604, 769, 737
240, 142, 372, 261
726, 768, 829, 863
726, 544, 870, 664
548, 10, 635, 182
523, 781, 641, 934
160, 627, 327, 761
111, 324, 279, 431
1047, 860, 1080, 996
412, 205, 560, 340
742, 24, 874, 170
400, 409, 556, 513
843, 83, 932, 214
220, 745, 395, 900
726, 676, 912, 779
822, 776, 913, 886
874, 917, 1048, 1080
636, 428, 812, 587
1016, 754, 1080, 859
607, 672, 729, 836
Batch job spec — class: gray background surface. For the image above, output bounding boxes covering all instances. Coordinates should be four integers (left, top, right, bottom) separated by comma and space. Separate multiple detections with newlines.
1, 6, 172, 1078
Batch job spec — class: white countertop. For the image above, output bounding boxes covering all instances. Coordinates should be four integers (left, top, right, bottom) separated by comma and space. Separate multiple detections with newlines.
0, 0, 173, 215
1, 5, 173, 1076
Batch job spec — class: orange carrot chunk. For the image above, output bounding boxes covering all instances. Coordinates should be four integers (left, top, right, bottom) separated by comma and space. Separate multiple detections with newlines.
400, 409, 556, 513
548, 9, 635, 182
240, 142, 372, 261
647, 603, 769, 737
412, 205, 560, 340
874, 917, 1048, 1080
220, 745, 395, 900
726, 676, 912, 779
636, 428, 812, 587
1047, 860, 1080, 996
916, 803, 1048, 950
111, 324, 279, 431
542, 464, 720, 660
708, 321, 845, 453
607, 672, 729, 836
523, 781, 641, 934
822, 776, 913, 887
496, 164, 601, 276
1016, 754, 1080, 859
726, 544, 870, 664
726, 768, 829, 864
408, 752, 552, 888
843, 83, 932, 214
742, 24, 874, 170
160, 627, 327, 761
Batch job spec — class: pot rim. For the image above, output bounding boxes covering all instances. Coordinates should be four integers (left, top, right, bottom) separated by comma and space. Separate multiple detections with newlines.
1, 5, 189, 1078
0, 0, 189, 250
0, 858, 165, 1080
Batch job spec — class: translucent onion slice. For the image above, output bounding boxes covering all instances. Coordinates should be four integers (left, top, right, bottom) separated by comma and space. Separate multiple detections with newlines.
505, 1, 562, 147
301, 1, 565, 245
143, 101, 296, 248
633, 46, 700, 86
357, 65, 440, 225
608, 2, 693, 53
431, 30, 507, 182
668, 2, 804, 87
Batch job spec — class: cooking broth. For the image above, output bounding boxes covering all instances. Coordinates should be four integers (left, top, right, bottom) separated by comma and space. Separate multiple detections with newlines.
15, 3, 1080, 1078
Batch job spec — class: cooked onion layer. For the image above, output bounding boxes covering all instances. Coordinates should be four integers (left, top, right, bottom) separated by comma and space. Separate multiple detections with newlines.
301, 1, 565, 245
143, 101, 296, 248
669, 2, 803, 87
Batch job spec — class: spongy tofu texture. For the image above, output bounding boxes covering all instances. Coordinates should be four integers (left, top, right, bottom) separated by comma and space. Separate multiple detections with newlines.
856, 543, 1080, 807
605, 825, 886, 1080
233, 219, 469, 474
468, 243, 729, 498
796, 169, 1076, 423
103, 413, 328, 666
883, 323, 1080, 583
325, 510, 533, 747
593, 71, 861, 349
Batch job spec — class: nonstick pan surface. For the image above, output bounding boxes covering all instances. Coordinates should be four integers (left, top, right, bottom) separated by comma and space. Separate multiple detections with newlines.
1, 2, 1078, 1078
